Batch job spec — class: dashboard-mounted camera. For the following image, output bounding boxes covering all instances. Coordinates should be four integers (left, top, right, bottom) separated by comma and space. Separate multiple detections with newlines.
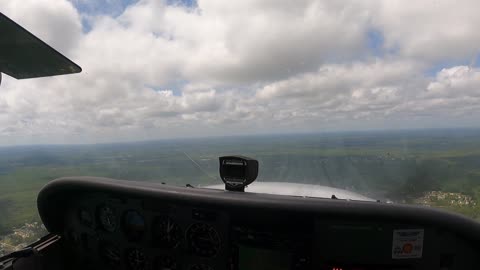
219, 156, 258, 192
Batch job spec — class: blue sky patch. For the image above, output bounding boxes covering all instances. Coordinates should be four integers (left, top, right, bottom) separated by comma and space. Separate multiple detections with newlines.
72, 0, 198, 32
72, 0, 138, 17
366, 29, 384, 56
146, 80, 187, 96
424, 56, 479, 77
167, 0, 197, 8
73, 0, 196, 16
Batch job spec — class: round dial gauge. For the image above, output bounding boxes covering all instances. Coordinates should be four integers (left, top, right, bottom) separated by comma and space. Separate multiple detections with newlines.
78, 209, 93, 227
190, 264, 213, 270
126, 248, 146, 270
153, 217, 182, 248
155, 255, 177, 270
97, 205, 117, 232
123, 210, 145, 241
99, 243, 121, 266
186, 223, 220, 257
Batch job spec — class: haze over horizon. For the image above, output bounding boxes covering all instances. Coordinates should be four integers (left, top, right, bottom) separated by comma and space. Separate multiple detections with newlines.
1, 0, 480, 145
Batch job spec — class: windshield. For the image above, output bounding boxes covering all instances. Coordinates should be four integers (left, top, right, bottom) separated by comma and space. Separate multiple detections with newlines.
1, 0, 480, 256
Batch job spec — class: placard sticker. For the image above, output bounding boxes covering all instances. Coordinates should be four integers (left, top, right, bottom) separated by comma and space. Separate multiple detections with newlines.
392, 229, 424, 259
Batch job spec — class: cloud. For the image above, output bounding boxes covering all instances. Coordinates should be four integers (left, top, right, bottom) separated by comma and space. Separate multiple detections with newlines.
0, 0, 479, 145
426, 66, 480, 99
371, 0, 480, 63
254, 59, 422, 122
112, 0, 374, 85
2, 0, 83, 54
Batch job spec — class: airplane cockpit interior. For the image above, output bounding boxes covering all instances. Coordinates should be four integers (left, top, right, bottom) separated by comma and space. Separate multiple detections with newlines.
1, 155, 479, 270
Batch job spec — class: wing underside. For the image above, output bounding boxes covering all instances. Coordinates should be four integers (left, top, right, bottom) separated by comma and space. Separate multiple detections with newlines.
0, 12, 81, 80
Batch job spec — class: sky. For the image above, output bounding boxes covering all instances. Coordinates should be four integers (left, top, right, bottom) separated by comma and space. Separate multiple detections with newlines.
1, 0, 480, 145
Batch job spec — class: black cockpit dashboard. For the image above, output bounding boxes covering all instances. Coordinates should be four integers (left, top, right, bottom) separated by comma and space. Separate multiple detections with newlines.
13, 176, 476, 270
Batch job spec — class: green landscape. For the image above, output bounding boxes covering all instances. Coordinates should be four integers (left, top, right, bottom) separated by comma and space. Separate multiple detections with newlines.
2, 128, 480, 256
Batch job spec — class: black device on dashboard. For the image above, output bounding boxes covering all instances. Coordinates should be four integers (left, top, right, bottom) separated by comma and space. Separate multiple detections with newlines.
219, 155, 258, 192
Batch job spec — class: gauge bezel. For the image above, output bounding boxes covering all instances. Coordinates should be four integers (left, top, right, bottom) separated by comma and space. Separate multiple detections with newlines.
189, 263, 214, 270
122, 209, 146, 242
96, 204, 118, 232
125, 248, 147, 270
155, 255, 178, 270
152, 216, 183, 248
78, 208, 94, 228
186, 222, 221, 258
99, 241, 121, 267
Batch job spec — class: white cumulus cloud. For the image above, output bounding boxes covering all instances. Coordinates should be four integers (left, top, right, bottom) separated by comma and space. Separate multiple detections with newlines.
0, 0, 479, 144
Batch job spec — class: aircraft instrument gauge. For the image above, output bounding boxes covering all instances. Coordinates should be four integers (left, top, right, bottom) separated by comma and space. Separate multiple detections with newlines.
126, 248, 146, 270
78, 208, 93, 227
97, 205, 117, 232
122, 210, 145, 241
155, 255, 178, 270
153, 217, 182, 248
186, 223, 220, 257
190, 264, 213, 270
99, 243, 121, 267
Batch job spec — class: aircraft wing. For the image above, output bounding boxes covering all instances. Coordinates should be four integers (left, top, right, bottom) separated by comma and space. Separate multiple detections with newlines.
0, 12, 81, 80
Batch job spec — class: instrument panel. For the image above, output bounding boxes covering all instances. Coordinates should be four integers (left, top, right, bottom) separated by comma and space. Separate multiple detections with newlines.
64, 195, 229, 270
37, 177, 480, 270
